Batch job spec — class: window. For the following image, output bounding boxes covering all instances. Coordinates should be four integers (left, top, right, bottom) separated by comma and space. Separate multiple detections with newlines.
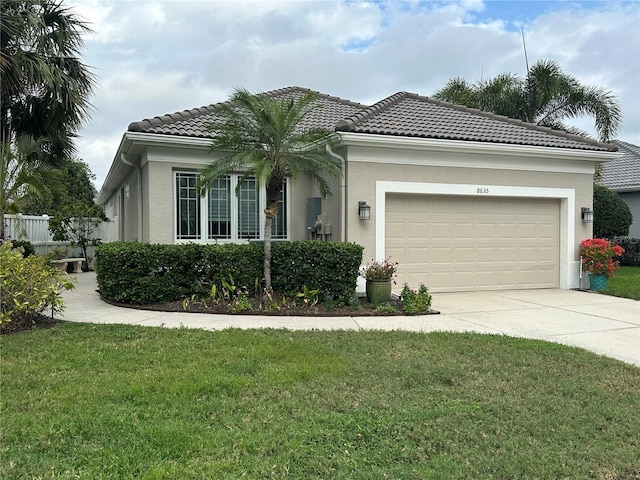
273, 180, 287, 239
176, 172, 200, 240
174, 171, 289, 242
238, 177, 260, 239
208, 176, 231, 240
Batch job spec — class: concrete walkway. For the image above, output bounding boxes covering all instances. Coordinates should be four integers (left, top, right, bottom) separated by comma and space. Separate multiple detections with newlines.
59, 272, 640, 367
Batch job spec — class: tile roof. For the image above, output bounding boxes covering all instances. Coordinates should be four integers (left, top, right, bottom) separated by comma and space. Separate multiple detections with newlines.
600, 140, 640, 190
127, 86, 366, 138
335, 92, 616, 152
127, 87, 616, 152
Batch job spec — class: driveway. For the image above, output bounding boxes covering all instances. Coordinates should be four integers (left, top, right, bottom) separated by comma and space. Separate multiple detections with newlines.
59, 272, 640, 367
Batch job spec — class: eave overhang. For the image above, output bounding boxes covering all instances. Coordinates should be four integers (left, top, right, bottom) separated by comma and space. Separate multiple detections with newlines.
97, 132, 212, 204
338, 132, 620, 162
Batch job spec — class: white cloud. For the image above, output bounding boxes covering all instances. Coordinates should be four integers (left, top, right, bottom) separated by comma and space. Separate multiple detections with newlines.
62, 0, 639, 190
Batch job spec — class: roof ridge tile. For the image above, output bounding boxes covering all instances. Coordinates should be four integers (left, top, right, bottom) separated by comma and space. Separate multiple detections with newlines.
336, 91, 409, 131
128, 86, 366, 132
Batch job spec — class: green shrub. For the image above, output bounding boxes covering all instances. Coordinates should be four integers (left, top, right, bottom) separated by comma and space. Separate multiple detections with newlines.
400, 283, 432, 315
609, 237, 640, 267
594, 184, 632, 238
0, 242, 75, 329
271, 241, 363, 305
94, 242, 262, 304
95, 241, 363, 306
10, 240, 35, 257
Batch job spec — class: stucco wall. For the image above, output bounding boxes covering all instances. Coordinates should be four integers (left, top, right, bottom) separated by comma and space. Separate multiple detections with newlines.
140, 144, 344, 243
348, 163, 590, 259
342, 143, 596, 290
120, 168, 140, 241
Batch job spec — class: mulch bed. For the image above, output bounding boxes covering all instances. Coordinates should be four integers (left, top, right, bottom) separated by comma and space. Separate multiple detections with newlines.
1, 314, 64, 336
103, 295, 413, 317
3, 294, 439, 335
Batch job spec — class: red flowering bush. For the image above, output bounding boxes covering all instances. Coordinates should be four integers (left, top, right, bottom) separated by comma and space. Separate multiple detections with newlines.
580, 238, 625, 277
362, 257, 398, 281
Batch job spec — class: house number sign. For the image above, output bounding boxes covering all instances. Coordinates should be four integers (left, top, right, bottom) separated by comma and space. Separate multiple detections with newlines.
476, 187, 490, 194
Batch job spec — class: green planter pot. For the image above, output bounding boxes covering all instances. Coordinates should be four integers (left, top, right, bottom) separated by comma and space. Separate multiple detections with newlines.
366, 279, 392, 305
589, 274, 608, 291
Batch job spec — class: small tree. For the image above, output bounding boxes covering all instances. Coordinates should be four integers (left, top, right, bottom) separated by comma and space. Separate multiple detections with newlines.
593, 184, 632, 238
48, 203, 107, 270
200, 88, 342, 291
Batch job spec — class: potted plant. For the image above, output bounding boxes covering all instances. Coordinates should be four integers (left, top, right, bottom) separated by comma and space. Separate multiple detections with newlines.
580, 238, 625, 291
362, 257, 398, 304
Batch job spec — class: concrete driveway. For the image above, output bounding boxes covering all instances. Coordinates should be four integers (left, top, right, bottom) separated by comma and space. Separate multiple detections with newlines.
59, 272, 640, 367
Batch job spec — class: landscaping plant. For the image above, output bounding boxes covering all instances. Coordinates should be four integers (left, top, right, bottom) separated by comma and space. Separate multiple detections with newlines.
400, 282, 432, 315
48, 203, 107, 271
361, 257, 398, 281
0, 241, 75, 330
580, 238, 625, 277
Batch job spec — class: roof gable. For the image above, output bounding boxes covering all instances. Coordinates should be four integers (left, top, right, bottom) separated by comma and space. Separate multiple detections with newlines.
127, 87, 616, 152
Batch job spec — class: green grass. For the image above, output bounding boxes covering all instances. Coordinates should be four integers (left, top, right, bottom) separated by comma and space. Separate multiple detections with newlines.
2, 324, 639, 479
603, 266, 640, 300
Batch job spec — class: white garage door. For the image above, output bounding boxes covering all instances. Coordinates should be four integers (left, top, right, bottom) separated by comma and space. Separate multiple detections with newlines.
386, 194, 560, 292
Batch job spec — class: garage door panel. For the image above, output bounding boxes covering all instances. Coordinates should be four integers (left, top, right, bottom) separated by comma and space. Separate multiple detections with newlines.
386, 194, 560, 292
476, 223, 495, 234
455, 247, 475, 263
454, 223, 474, 238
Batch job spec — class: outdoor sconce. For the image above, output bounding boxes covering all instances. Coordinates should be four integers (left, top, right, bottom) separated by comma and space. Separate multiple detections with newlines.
581, 207, 594, 223
358, 201, 371, 220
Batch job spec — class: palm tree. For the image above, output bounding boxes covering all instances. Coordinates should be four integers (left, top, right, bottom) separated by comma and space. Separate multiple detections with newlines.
1, 0, 95, 165
199, 88, 342, 291
433, 60, 621, 142
1, 135, 52, 239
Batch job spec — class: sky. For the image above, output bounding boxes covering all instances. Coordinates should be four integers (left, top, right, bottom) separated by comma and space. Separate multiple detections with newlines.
64, 0, 640, 191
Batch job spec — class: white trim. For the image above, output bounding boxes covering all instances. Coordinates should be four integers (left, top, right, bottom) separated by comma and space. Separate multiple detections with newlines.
375, 181, 578, 289
340, 132, 620, 162
609, 185, 640, 193
126, 131, 211, 150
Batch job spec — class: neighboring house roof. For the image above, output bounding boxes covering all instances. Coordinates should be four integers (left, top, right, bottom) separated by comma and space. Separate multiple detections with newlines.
126, 86, 616, 153
600, 140, 640, 191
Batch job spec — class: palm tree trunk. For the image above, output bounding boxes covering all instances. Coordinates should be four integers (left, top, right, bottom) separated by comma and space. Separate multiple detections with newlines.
263, 196, 280, 292
263, 215, 273, 291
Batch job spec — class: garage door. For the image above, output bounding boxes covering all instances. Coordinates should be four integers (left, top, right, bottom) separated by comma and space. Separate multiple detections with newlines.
385, 194, 560, 292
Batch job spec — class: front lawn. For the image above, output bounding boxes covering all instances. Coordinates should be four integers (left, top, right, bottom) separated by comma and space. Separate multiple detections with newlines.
603, 266, 640, 300
2, 324, 639, 478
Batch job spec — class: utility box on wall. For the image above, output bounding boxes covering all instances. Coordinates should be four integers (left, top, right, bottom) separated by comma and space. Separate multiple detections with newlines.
306, 197, 321, 235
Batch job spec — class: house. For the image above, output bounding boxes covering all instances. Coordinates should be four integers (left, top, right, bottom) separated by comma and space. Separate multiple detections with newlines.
600, 140, 640, 237
97, 86, 619, 293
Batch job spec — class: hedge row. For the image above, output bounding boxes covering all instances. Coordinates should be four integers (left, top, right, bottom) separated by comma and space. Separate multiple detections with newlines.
610, 237, 640, 267
95, 241, 363, 305
271, 241, 363, 304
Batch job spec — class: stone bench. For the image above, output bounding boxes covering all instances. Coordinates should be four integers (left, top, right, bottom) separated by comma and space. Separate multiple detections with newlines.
51, 258, 86, 273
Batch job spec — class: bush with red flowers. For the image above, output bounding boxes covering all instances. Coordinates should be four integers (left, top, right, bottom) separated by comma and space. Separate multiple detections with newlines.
580, 238, 625, 278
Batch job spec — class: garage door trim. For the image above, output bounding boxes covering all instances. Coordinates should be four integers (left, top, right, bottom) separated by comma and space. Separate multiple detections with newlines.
375, 181, 577, 289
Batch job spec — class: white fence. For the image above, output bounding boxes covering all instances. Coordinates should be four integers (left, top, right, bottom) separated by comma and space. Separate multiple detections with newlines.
4, 214, 118, 258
